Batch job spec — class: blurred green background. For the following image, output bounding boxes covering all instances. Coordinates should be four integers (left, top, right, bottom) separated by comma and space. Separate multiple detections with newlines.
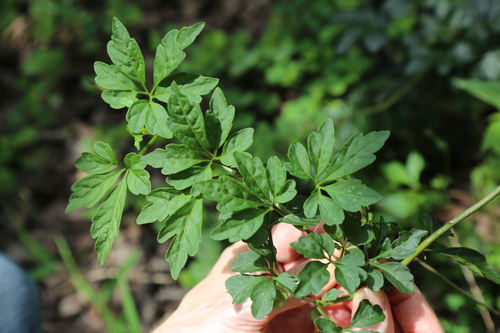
1, 0, 500, 332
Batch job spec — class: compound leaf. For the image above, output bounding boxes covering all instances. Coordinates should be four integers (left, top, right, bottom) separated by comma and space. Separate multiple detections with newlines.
304, 190, 320, 218
295, 261, 330, 298
94, 61, 139, 91
349, 299, 386, 330
126, 169, 151, 195
211, 208, 270, 242
323, 179, 382, 212
307, 118, 335, 179
274, 272, 298, 293
66, 170, 125, 212
167, 82, 208, 151
90, 180, 128, 266
167, 164, 213, 190
101, 90, 138, 109
142, 144, 208, 174
137, 187, 192, 224
322, 131, 390, 182
127, 99, 172, 139
231, 251, 269, 273
234, 152, 271, 202
250, 278, 277, 320
75, 141, 120, 175
266, 156, 286, 199
285, 142, 312, 180
291, 235, 329, 259
318, 194, 344, 226
275, 180, 297, 204
205, 87, 235, 150
218, 128, 254, 166
374, 229, 427, 260
154, 73, 218, 104
158, 198, 203, 279
373, 262, 414, 294
226, 274, 266, 304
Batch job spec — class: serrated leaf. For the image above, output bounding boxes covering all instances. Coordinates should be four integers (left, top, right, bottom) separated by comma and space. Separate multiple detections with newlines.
280, 214, 320, 227
275, 180, 297, 203
274, 272, 298, 293
167, 82, 208, 151
373, 262, 414, 294
231, 251, 269, 273
154, 73, 219, 104
304, 190, 320, 218
94, 61, 140, 91
285, 142, 312, 180
365, 267, 384, 292
234, 152, 271, 202
226, 274, 266, 304
334, 262, 364, 295
158, 198, 203, 279
90, 180, 127, 265
195, 176, 264, 212
75, 142, 120, 174
153, 23, 204, 85
307, 119, 335, 179
108, 17, 146, 87
211, 208, 270, 241
127, 100, 173, 138
341, 248, 366, 266
136, 187, 192, 224
374, 229, 427, 260
314, 317, 342, 333
167, 164, 212, 190
142, 144, 208, 174
218, 128, 254, 166
318, 194, 344, 225
250, 279, 277, 320
266, 156, 286, 199
323, 179, 382, 212
101, 90, 138, 109
295, 261, 330, 298
125, 169, 150, 195
292, 235, 329, 259
434, 247, 500, 284
205, 87, 235, 150
349, 299, 386, 330
310, 233, 336, 257
66, 170, 125, 212
322, 131, 390, 182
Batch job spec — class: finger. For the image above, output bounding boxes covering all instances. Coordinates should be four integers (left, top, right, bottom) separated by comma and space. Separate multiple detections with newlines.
387, 286, 444, 333
267, 304, 316, 333
351, 287, 394, 333
272, 223, 306, 263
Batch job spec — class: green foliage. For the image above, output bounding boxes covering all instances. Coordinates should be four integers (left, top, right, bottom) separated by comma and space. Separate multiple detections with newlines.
67, 17, 500, 331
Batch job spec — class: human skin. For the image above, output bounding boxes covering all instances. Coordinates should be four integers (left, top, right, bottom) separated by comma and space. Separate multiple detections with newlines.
152, 223, 444, 333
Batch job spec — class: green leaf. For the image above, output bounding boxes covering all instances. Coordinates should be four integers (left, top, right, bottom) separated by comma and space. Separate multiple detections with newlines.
124, 152, 146, 170
205, 87, 235, 150
342, 212, 374, 246
314, 318, 342, 333
195, 176, 264, 212
295, 261, 330, 298
167, 164, 213, 190
280, 214, 320, 227
266, 156, 286, 199
231, 251, 269, 273
250, 278, 277, 319
167, 82, 208, 151
365, 267, 384, 292
66, 170, 125, 212
322, 179, 382, 212
322, 131, 390, 182
234, 152, 272, 202
211, 208, 270, 242
101, 90, 138, 109
318, 194, 344, 225
90, 180, 128, 265
153, 22, 205, 85
349, 299, 386, 330
226, 274, 265, 304
335, 250, 367, 294
136, 188, 192, 224
434, 247, 500, 284
108, 17, 146, 87
154, 73, 219, 104
158, 198, 203, 279
307, 119, 335, 178
285, 142, 312, 180
374, 229, 427, 260
75, 142, 120, 174
304, 190, 320, 218
292, 235, 329, 259
322, 288, 344, 301
452, 78, 500, 110
274, 272, 298, 293
310, 233, 336, 257
126, 169, 151, 195
218, 128, 254, 166
372, 262, 414, 294
127, 100, 173, 139
94, 61, 140, 91
275, 180, 297, 204
142, 144, 208, 174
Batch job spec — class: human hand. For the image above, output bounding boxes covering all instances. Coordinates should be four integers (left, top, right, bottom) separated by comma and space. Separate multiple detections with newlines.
152, 223, 444, 333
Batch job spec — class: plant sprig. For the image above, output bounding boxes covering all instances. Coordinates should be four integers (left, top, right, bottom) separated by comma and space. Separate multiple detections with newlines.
67, 18, 500, 332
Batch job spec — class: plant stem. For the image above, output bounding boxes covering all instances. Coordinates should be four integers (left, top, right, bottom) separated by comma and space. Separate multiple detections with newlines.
401, 185, 500, 266
139, 135, 159, 155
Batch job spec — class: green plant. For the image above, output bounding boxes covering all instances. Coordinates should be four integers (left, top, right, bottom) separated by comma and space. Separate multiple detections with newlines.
66, 18, 500, 331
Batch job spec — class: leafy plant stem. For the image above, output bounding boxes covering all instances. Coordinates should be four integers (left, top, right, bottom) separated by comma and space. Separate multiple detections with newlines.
415, 258, 500, 317
139, 135, 159, 155
401, 185, 500, 266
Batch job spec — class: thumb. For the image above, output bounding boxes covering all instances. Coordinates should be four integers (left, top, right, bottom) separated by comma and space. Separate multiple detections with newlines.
351, 288, 394, 333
